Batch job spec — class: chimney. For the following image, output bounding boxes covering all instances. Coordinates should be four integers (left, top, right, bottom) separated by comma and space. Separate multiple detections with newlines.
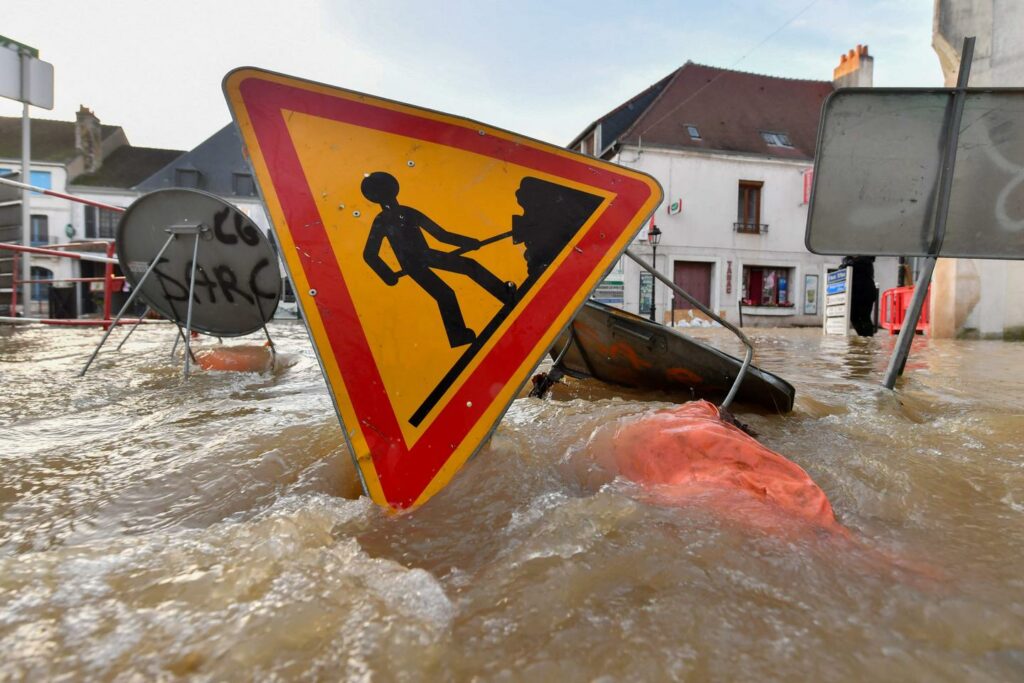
832, 44, 873, 88
75, 105, 103, 173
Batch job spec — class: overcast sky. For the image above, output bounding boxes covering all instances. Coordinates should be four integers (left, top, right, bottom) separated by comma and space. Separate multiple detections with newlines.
1, 0, 942, 152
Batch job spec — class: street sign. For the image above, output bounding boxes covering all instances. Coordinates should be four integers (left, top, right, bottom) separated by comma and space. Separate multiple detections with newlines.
224, 68, 662, 510
807, 88, 1024, 259
0, 42, 54, 109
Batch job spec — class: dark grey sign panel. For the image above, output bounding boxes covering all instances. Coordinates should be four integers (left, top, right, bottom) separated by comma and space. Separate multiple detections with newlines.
117, 189, 281, 337
806, 88, 1024, 259
944, 93, 1024, 258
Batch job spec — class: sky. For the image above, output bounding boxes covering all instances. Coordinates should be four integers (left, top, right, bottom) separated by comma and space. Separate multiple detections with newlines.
0, 0, 942, 152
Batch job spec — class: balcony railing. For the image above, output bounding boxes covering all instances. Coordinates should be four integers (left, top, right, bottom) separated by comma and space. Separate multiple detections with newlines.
734, 222, 768, 235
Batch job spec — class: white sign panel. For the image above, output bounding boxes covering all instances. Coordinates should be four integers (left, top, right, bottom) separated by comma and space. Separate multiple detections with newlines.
822, 267, 852, 336
0, 46, 54, 109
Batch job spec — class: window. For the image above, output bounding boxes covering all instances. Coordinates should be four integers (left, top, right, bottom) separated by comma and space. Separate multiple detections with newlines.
30, 266, 52, 301
30, 171, 52, 190
30, 215, 48, 246
84, 206, 120, 239
0, 170, 51, 193
175, 168, 201, 188
232, 173, 256, 196
736, 180, 763, 233
760, 131, 793, 148
742, 266, 794, 307
686, 125, 701, 140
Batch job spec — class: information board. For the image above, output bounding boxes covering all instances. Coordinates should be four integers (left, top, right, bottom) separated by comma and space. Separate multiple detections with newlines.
823, 267, 851, 336
638, 271, 653, 315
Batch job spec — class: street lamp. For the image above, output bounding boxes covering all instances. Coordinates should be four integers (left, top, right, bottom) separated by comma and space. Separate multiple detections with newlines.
647, 224, 662, 321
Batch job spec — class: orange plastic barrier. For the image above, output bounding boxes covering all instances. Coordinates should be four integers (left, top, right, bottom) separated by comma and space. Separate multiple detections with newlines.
880, 285, 930, 336
194, 344, 273, 373
602, 401, 844, 534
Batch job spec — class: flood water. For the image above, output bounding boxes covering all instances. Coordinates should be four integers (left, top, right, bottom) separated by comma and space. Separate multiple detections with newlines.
1, 322, 1023, 680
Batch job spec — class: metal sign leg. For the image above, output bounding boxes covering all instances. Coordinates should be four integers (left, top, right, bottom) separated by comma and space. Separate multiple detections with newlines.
625, 248, 754, 410
182, 234, 201, 380
882, 257, 935, 388
115, 306, 150, 351
170, 327, 181, 357
80, 234, 177, 377
881, 37, 974, 390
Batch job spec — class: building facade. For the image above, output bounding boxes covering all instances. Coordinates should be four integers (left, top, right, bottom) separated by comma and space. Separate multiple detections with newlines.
570, 50, 898, 327
0, 106, 181, 315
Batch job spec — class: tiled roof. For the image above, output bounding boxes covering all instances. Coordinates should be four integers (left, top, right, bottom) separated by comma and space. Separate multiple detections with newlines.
0, 116, 121, 163
72, 145, 184, 188
576, 62, 835, 160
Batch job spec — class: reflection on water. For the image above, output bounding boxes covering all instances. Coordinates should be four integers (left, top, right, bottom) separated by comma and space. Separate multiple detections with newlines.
1, 323, 1023, 679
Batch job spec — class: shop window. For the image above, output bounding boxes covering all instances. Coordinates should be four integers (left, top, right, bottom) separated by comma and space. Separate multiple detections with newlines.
741, 266, 794, 307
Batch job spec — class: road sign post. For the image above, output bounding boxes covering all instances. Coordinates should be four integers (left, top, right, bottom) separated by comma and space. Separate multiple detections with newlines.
225, 68, 662, 510
1, 36, 54, 315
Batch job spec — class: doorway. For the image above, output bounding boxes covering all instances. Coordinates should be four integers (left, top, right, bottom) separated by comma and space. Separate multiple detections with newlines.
673, 261, 713, 310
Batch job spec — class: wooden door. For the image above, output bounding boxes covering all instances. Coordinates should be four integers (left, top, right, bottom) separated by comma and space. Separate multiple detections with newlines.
673, 261, 713, 310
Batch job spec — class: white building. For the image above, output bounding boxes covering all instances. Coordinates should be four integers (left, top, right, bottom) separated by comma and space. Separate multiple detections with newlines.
0, 107, 181, 316
570, 49, 898, 327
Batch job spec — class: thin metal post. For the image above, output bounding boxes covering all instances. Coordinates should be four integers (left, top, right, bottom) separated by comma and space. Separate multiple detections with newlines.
171, 327, 181, 356
182, 233, 201, 379
115, 306, 149, 351
649, 243, 658, 321
20, 51, 31, 314
626, 248, 754, 410
80, 234, 176, 376
883, 36, 975, 390
261, 324, 276, 365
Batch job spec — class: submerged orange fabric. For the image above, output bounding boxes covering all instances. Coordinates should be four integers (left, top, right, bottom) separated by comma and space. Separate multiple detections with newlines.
606, 401, 842, 533
195, 345, 273, 373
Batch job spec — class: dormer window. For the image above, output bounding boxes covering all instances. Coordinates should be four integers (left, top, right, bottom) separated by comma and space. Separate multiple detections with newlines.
232, 172, 256, 196
175, 168, 201, 188
761, 131, 793, 148
686, 125, 701, 140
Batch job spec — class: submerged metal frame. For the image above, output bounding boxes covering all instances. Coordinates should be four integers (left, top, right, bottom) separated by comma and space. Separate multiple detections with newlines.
624, 248, 754, 410
80, 233, 177, 377
81, 224, 210, 381
882, 37, 975, 389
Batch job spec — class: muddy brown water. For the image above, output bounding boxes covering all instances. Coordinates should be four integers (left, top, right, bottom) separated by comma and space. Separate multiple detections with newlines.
1, 323, 1022, 681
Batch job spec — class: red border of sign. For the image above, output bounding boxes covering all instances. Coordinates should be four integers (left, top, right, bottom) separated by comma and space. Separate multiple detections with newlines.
238, 76, 654, 507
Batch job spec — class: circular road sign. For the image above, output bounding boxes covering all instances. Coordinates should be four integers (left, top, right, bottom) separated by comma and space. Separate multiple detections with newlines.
116, 188, 281, 337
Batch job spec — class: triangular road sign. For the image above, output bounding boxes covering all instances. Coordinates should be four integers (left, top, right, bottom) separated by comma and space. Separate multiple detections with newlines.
224, 68, 662, 511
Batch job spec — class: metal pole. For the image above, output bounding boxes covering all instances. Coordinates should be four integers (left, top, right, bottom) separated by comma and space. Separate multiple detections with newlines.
80, 233, 176, 376
171, 327, 181, 357
626, 248, 754, 410
115, 306, 149, 351
20, 51, 31, 315
882, 36, 975, 390
182, 234, 200, 379
0, 176, 126, 212
649, 244, 657, 321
